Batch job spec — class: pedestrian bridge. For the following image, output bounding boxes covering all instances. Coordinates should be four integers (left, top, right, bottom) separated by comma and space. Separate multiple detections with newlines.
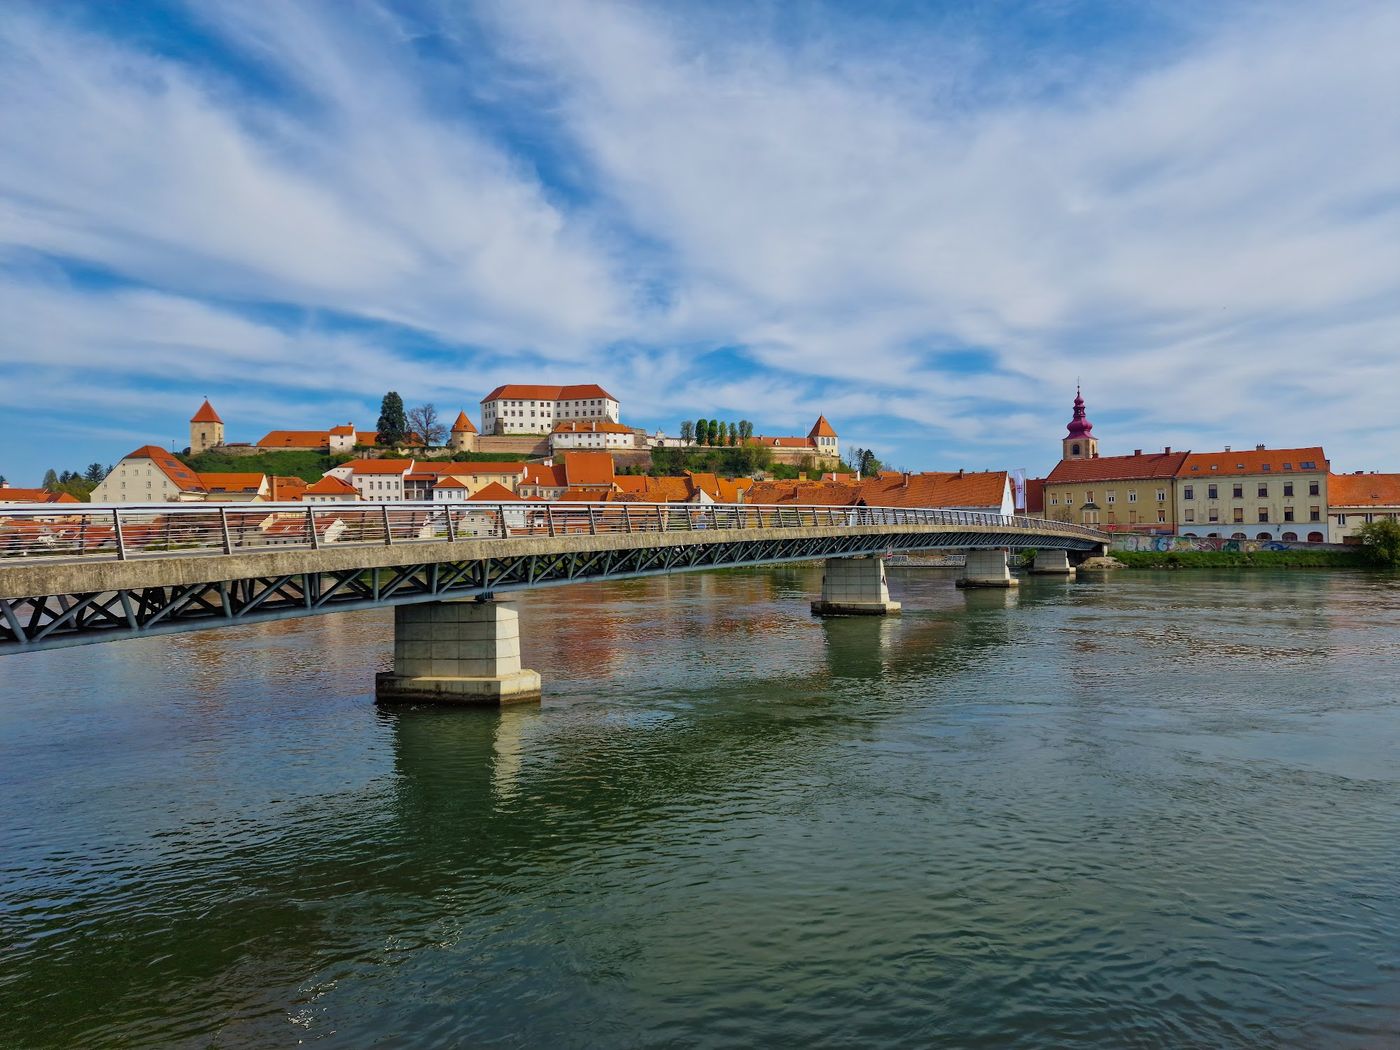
0, 500, 1107, 697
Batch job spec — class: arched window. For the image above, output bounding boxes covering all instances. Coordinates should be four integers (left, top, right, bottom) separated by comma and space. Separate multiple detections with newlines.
1231, 532, 1247, 540
1256, 532, 1272, 540
1281, 532, 1298, 541
1071, 443, 1080, 456
1307, 531, 1324, 542
1182, 532, 1197, 538
1207, 532, 1220, 539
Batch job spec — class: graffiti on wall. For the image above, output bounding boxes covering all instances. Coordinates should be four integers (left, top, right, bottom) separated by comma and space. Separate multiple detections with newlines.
1112, 535, 1333, 554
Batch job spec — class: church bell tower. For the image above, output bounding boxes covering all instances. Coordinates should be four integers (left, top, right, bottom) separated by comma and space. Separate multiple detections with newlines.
1062, 386, 1097, 461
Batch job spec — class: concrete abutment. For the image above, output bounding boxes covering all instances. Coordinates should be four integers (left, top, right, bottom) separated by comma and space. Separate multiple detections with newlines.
376, 599, 542, 706
811, 556, 901, 616
957, 548, 1019, 589
1029, 548, 1076, 576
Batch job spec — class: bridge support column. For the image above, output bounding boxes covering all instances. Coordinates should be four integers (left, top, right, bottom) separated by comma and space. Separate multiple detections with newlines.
1029, 548, 1075, 576
811, 556, 901, 616
376, 599, 541, 705
957, 548, 1018, 589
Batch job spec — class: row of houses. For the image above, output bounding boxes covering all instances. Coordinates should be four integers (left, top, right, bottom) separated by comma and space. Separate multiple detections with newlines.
1025, 390, 1399, 543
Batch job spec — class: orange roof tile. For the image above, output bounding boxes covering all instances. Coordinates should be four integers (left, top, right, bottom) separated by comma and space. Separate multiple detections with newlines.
1177, 446, 1327, 478
807, 415, 837, 438
426, 461, 526, 476
451, 411, 478, 434
482, 383, 616, 403
433, 475, 471, 489
257, 430, 329, 449
552, 420, 634, 434
1047, 451, 1189, 484
1328, 472, 1400, 507
190, 399, 223, 424
522, 463, 568, 488
196, 472, 266, 493
0, 488, 81, 504
466, 481, 525, 501
124, 445, 205, 491
339, 459, 415, 475
856, 471, 1009, 510
303, 475, 357, 495
268, 476, 309, 501
563, 451, 616, 488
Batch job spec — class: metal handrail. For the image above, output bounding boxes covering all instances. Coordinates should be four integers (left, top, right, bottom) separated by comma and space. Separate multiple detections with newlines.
0, 500, 1108, 565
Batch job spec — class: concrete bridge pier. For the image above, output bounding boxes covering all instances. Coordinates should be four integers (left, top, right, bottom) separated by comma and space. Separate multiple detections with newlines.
1029, 548, 1076, 576
811, 556, 901, 616
957, 548, 1019, 589
376, 598, 542, 705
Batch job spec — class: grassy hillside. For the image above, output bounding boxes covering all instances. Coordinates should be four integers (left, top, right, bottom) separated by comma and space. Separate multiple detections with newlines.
179, 449, 350, 482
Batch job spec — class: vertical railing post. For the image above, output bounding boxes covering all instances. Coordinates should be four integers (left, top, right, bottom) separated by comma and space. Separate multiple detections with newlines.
113, 509, 127, 560
547, 505, 556, 537
497, 505, 507, 538
588, 505, 597, 535
307, 506, 320, 550
708, 505, 719, 531
382, 504, 393, 545
445, 504, 456, 542
622, 505, 632, 532
220, 507, 232, 554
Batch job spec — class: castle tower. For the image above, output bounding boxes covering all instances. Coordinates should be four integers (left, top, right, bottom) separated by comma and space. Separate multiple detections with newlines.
190, 399, 224, 452
1061, 387, 1097, 461
808, 415, 839, 461
449, 410, 478, 453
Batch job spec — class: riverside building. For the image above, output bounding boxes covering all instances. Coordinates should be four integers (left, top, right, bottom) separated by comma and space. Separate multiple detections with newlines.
1175, 446, 1329, 542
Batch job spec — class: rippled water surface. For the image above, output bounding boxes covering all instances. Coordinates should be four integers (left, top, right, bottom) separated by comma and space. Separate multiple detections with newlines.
3, 566, 1399, 1048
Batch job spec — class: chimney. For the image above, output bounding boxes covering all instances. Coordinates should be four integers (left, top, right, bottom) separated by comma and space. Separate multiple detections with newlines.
1225, 445, 1231, 452
902, 472, 910, 487
1134, 449, 1142, 456
1255, 443, 1265, 451
1164, 446, 1172, 454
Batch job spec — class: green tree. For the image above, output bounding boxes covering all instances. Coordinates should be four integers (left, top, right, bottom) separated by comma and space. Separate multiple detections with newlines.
859, 449, 881, 476
679, 420, 694, 444
84, 462, 106, 484
739, 420, 753, 440
1355, 518, 1400, 567
727, 422, 738, 446
41, 468, 58, 491
701, 419, 714, 446
376, 391, 407, 447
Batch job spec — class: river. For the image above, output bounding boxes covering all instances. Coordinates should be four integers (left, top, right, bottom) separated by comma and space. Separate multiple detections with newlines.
2, 566, 1398, 1048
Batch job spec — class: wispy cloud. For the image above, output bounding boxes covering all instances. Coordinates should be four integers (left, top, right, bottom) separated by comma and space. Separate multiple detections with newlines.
1, 0, 1397, 480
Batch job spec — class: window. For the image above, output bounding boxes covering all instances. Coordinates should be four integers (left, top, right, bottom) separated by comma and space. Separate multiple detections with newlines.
1310, 506, 1321, 521
1233, 484, 1243, 498
1086, 491, 1094, 503
1258, 508, 1269, 523
1106, 491, 1116, 503
1262, 463, 1271, 472
1283, 482, 1294, 496
1156, 490, 1167, 502
1208, 509, 1219, 523
1184, 509, 1195, 522
1233, 508, 1244, 523
1283, 462, 1293, 471
1336, 514, 1347, 525
1308, 531, 1324, 542
1309, 482, 1320, 496
1301, 461, 1317, 469
1184, 486, 1194, 500
1107, 511, 1117, 523
1284, 507, 1295, 521
1050, 495, 1059, 506
1157, 510, 1166, 523
1364, 513, 1375, 524
1071, 443, 1080, 456
1208, 484, 1218, 499
1257, 484, 1268, 497
1128, 491, 1138, 503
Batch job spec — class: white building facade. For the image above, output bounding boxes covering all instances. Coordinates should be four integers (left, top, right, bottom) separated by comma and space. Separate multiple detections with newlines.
481, 384, 619, 436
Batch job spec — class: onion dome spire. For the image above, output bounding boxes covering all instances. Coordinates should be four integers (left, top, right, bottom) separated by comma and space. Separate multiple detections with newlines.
1066, 385, 1093, 438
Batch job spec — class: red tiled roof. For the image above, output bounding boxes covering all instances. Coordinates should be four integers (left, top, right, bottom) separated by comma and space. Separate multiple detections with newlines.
0, 488, 80, 504
1047, 451, 1190, 484
1328, 473, 1400, 507
522, 463, 567, 488
744, 480, 860, 506
257, 430, 329, 449
807, 415, 837, 438
434, 476, 471, 489
563, 451, 615, 488
466, 481, 524, 501
328, 424, 356, 436
125, 445, 205, 491
196, 472, 266, 493
557, 487, 616, 501
339, 459, 415, 475
190, 399, 223, 424
1177, 447, 1327, 478
268, 476, 309, 501
482, 383, 617, 403
856, 471, 1009, 510
749, 436, 815, 449
303, 475, 357, 495
451, 411, 477, 434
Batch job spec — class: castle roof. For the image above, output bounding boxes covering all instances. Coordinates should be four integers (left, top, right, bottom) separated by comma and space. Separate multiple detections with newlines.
191, 399, 223, 424
451, 411, 477, 434
482, 383, 616, 403
808, 415, 837, 439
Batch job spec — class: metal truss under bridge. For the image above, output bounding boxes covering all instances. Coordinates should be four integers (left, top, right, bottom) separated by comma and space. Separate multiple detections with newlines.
0, 500, 1107, 654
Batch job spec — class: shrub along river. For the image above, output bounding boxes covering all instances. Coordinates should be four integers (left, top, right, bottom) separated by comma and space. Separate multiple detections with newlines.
2, 565, 1398, 1048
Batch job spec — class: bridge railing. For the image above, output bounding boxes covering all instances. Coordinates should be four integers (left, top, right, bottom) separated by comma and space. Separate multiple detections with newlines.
0, 501, 1106, 564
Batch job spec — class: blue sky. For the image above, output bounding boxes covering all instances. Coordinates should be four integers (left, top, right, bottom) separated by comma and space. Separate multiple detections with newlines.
2, 0, 1397, 484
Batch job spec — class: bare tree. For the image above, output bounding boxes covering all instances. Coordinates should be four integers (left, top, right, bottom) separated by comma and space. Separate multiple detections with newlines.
406, 403, 446, 446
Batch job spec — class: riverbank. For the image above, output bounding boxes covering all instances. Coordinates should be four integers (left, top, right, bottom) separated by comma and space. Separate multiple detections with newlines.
1112, 549, 1367, 569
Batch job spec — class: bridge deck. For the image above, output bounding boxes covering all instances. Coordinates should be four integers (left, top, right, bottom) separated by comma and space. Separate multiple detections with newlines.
0, 501, 1106, 653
